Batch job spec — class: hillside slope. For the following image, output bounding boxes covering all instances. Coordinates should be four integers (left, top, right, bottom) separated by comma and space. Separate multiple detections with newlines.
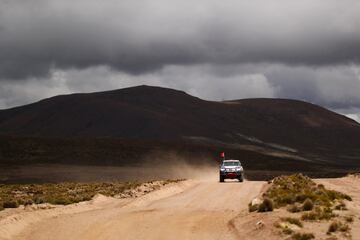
0, 85, 360, 166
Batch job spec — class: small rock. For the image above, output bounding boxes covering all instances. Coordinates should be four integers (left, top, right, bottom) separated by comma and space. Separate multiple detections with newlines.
256, 220, 265, 229
251, 198, 262, 206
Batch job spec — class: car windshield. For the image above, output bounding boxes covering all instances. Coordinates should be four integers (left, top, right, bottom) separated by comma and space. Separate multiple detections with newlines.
223, 161, 240, 166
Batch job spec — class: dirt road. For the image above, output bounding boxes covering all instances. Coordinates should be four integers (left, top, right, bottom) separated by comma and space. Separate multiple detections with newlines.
3, 179, 265, 240
2, 175, 360, 240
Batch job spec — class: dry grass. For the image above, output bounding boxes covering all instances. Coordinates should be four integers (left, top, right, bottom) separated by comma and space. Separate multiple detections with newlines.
250, 174, 355, 239
0, 179, 183, 210
281, 217, 303, 227
291, 232, 315, 240
275, 217, 304, 237
251, 174, 351, 217
301, 206, 337, 221
262, 174, 351, 213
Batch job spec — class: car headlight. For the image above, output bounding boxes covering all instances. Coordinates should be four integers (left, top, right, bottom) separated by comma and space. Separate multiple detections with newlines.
236, 167, 243, 172
220, 168, 225, 171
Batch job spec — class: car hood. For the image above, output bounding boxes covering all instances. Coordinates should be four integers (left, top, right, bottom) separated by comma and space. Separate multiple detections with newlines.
222, 166, 243, 170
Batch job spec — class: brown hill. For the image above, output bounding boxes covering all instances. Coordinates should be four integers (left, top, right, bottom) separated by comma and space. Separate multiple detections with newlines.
0, 85, 360, 169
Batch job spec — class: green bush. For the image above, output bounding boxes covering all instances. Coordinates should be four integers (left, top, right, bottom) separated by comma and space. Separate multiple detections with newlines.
258, 198, 274, 212
301, 207, 336, 221
292, 233, 315, 240
24, 199, 34, 206
334, 201, 347, 210
302, 198, 314, 211
248, 203, 259, 212
301, 211, 317, 221
3, 200, 19, 208
287, 204, 301, 213
339, 223, 350, 232
343, 194, 352, 201
54, 198, 73, 205
34, 197, 45, 204
281, 217, 303, 227
327, 221, 350, 234
327, 221, 339, 233
283, 228, 293, 235
344, 215, 354, 223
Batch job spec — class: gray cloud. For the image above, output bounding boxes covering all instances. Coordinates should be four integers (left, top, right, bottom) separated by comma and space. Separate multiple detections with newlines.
2, 0, 360, 122
345, 113, 360, 123
2, 63, 360, 111
1, 0, 360, 80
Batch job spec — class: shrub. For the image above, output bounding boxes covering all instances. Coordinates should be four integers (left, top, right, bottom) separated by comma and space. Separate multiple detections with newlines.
344, 215, 354, 223
283, 228, 293, 235
325, 237, 338, 240
24, 199, 34, 206
54, 198, 73, 205
327, 221, 339, 233
327, 221, 350, 234
343, 194, 352, 201
3, 200, 19, 208
248, 203, 259, 212
282, 195, 295, 205
281, 217, 303, 227
301, 211, 317, 221
302, 198, 314, 211
301, 207, 336, 221
321, 208, 337, 220
287, 204, 301, 213
339, 223, 350, 232
291, 232, 315, 240
34, 197, 45, 204
334, 201, 347, 210
261, 174, 352, 211
258, 198, 274, 212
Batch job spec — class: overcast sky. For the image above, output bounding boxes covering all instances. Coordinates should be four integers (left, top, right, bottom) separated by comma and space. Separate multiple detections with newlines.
1, 0, 360, 121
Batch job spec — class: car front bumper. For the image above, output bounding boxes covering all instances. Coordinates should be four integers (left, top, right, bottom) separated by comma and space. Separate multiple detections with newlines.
220, 171, 243, 179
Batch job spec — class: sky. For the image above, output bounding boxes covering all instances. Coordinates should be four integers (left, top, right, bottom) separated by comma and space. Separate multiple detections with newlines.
1, 0, 360, 122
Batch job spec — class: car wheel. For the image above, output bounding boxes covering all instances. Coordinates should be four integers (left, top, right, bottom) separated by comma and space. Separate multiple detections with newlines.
219, 176, 224, 182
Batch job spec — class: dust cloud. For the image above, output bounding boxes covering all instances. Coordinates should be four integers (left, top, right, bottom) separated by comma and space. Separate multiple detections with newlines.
140, 150, 218, 181
0, 151, 219, 183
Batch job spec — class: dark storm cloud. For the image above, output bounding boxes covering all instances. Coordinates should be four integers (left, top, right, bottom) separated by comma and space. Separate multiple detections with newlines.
1, 0, 360, 80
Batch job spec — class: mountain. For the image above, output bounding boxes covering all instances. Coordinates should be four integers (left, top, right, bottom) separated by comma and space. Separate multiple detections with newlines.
0, 85, 360, 174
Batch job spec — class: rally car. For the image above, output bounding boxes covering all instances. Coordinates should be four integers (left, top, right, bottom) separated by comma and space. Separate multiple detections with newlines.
219, 159, 244, 182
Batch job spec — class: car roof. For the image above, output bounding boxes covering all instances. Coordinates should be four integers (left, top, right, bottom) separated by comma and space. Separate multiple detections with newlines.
223, 159, 240, 162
